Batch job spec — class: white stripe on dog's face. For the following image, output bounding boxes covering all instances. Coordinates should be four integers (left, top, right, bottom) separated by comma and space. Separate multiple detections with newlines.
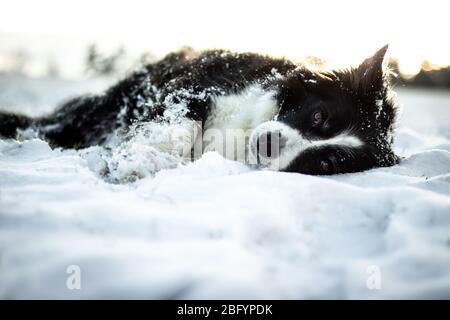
249, 121, 364, 171
204, 84, 279, 162
206, 84, 278, 131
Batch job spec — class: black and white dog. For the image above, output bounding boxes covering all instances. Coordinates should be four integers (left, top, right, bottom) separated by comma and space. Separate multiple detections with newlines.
0, 45, 399, 175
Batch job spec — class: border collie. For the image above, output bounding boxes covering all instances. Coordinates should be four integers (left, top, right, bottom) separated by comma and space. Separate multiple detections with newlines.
0, 45, 399, 176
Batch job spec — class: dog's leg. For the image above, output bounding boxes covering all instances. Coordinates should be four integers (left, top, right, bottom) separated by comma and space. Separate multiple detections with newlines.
0, 112, 33, 139
126, 118, 202, 162
35, 94, 123, 149
0, 94, 121, 150
95, 118, 202, 182
167, 119, 202, 162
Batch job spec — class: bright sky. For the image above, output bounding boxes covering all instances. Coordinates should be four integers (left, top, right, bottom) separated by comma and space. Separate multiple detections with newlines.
0, 0, 449, 76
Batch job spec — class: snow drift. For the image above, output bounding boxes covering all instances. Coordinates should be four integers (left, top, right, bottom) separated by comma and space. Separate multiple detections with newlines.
0, 76, 449, 299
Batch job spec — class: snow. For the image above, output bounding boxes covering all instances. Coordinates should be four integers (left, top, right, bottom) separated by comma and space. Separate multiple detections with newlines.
0, 76, 450, 299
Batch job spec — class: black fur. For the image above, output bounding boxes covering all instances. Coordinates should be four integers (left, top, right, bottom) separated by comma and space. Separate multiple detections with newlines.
0, 46, 399, 175
0, 112, 31, 138
277, 45, 400, 174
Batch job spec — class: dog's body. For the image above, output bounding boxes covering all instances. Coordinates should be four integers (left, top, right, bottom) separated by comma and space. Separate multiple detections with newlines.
0, 46, 400, 175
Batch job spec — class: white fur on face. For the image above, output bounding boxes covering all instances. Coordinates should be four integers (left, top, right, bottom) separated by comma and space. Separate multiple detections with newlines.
206, 84, 278, 131
204, 84, 279, 161
249, 121, 364, 171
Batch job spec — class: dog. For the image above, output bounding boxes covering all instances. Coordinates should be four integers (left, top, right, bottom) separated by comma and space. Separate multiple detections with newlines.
0, 45, 399, 175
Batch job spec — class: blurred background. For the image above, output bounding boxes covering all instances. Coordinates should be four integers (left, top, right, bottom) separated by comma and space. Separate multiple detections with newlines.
2, 0, 449, 141
0, 0, 449, 85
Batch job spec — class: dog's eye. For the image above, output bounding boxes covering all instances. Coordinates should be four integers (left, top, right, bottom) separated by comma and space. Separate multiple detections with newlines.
320, 160, 333, 174
312, 110, 326, 126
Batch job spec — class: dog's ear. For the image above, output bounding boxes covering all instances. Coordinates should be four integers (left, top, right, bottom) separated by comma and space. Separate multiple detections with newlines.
354, 44, 389, 94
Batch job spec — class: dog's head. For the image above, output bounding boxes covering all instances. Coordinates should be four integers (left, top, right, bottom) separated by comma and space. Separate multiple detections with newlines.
250, 45, 400, 175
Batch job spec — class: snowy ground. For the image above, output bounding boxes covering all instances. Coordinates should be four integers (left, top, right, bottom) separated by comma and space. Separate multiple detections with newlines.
0, 75, 449, 299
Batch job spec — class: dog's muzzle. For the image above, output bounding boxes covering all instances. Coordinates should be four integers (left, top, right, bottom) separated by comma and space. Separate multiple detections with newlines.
249, 121, 294, 170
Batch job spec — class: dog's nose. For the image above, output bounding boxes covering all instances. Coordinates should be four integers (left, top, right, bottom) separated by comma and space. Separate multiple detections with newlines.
256, 131, 286, 158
